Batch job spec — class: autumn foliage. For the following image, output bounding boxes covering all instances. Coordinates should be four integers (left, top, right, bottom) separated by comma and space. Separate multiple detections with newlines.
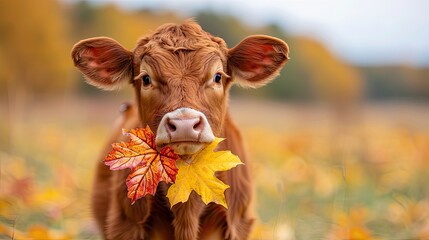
105, 127, 179, 204
167, 138, 242, 208
105, 127, 242, 208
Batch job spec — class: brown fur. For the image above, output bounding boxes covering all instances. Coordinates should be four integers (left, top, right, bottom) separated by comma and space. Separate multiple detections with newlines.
72, 20, 289, 240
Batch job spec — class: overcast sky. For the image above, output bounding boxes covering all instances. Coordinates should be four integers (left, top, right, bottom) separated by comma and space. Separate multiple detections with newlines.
80, 0, 429, 66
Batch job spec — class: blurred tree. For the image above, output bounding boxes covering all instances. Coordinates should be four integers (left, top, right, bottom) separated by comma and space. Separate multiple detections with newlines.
362, 65, 429, 100
261, 24, 314, 101
1, 0, 423, 102
197, 13, 363, 106
67, 1, 181, 94
294, 37, 362, 105
69, 2, 180, 48
69, 0, 98, 39
0, 0, 73, 98
196, 12, 252, 46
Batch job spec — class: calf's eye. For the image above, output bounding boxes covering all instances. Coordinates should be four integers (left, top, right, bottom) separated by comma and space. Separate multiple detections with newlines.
213, 73, 222, 84
142, 75, 152, 86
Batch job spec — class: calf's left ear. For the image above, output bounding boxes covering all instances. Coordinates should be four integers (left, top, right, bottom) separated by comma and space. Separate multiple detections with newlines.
228, 35, 289, 88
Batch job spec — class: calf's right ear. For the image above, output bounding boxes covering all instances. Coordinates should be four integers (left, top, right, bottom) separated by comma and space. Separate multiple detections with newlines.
228, 35, 289, 88
71, 37, 133, 90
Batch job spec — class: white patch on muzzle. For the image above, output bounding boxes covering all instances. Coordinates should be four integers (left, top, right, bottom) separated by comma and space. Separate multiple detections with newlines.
155, 108, 215, 156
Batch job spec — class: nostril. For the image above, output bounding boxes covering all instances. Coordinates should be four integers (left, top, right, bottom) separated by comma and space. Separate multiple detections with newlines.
193, 117, 203, 131
167, 119, 176, 132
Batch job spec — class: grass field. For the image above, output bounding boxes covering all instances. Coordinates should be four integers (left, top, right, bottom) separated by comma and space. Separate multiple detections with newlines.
1, 96, 429, 240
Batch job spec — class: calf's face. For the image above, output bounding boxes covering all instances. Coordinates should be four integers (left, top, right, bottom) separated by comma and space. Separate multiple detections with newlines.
72, 22, 289, 156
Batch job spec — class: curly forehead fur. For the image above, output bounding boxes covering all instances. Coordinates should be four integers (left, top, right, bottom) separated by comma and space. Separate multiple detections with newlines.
133, 20, 228, 74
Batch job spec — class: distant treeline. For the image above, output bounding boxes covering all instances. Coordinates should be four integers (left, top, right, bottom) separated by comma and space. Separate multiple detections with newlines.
360, 66, 429, 100
1, 0, 427, 103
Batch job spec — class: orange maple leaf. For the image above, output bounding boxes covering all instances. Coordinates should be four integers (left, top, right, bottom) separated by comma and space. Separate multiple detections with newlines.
105, 126, 179, 204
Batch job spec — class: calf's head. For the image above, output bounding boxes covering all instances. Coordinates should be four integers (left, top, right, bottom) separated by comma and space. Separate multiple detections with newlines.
72, 21, 289, 156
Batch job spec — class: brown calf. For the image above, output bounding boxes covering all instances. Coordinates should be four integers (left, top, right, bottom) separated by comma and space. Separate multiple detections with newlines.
72, 20, 289, 240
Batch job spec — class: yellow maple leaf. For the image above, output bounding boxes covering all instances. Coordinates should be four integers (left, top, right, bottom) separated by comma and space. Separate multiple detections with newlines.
166, 138, 242, 208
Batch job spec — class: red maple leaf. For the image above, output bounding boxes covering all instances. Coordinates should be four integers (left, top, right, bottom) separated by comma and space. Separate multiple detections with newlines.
105, 126, 179, 204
